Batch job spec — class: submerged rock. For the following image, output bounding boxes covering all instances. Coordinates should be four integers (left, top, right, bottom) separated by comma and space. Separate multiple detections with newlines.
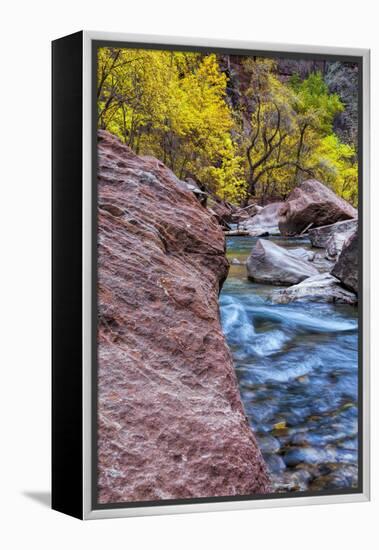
279, 179, 357, 236
256, 434, 281, 454
331, 229, 359, 294
270, 469, 313, 492
272, 273, 358, 305
97, 130, 270, 504
247, 239, 319, 285
308, 463, 358, 490
263, 453, 287, 474
240, 202, 283, 237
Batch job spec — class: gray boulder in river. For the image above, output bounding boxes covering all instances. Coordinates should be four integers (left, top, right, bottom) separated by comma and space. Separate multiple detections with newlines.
247, 238, 319, 285
240, 202, 283, 237
308, 219, 358, 260
332, 229, 359, 294
279, 179, 357, 236
272, 273, 358, 305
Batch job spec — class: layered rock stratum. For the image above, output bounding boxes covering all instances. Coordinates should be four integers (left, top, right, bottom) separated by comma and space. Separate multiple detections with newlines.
97, 130, 270, 504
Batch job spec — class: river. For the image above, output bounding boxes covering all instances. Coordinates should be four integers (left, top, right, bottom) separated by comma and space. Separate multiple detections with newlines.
220, 235, 359, 493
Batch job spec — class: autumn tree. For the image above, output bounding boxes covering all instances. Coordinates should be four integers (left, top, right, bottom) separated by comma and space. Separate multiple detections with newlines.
235, 61, 357, 204
289, 72, 344, 184
97, 48, 358, 207
97, 48, 246, 202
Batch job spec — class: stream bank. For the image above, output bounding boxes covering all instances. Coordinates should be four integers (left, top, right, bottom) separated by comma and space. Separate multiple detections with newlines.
220, 234, 359, 492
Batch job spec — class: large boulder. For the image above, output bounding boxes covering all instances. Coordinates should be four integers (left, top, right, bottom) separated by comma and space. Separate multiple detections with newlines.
308, 219, 358, 260
272, 273, 357, 305
279, 180, 357, 236
247, 239, 319, 285
240, 202, 283, 237
97, 130, 270, 504
331, 229, 359, 294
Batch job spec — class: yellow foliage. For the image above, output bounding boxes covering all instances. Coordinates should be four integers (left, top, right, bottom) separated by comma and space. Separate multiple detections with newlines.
97, 48, 358, 206
310, 134, 358, 206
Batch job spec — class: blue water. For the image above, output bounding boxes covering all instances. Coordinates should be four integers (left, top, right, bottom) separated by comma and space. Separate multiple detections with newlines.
220, 235, 359, 492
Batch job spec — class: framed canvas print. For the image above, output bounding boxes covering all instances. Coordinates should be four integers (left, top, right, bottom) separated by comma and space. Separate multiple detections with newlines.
52, 31, 370, 520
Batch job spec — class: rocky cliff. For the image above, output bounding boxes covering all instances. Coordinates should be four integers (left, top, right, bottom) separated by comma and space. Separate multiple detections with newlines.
97, 130, 270, 504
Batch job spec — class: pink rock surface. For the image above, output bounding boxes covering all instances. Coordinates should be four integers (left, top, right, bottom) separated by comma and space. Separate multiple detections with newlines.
279, 179, 357, 236
97, 130, 270, 504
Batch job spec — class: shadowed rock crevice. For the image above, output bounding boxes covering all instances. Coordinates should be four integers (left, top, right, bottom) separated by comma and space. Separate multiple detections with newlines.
97, 130, 270, 504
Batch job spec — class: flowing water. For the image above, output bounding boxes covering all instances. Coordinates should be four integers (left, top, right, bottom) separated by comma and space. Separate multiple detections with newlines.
220, 235, 359, 493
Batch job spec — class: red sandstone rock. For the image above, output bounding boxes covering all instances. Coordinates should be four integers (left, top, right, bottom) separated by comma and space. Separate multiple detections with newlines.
279, 179, 357, 236
97, 130, 270, 504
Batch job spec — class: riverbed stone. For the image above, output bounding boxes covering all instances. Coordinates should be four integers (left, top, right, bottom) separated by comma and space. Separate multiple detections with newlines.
272, 273, 358, 305
283, 446, 336, 467
308, 218, 358, 262
270, 469, 313, 492
308, 463, 358, 490
97, 130, 270, 504
246, 238, 319, 285
256, 434, 281, 454
263, 453, 287, 474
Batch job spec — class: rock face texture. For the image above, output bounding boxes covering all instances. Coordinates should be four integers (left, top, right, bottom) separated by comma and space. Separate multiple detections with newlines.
308, 219, 358, 250
246, 239, 319, 286
97, 130, 269, 504
332, 229, 359, 294
309, 219, 358, 260
279, 180, 357, 236
240, 202, 283, 237
272, 273, 357, 305
325, 61, 359, 148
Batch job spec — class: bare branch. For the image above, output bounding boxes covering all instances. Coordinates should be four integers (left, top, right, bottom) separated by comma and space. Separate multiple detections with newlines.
255, 161, 315, 184
97, 50, 121, 98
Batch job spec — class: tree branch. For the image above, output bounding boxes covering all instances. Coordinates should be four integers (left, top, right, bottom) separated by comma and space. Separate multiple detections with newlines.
255, 161, 315, 184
